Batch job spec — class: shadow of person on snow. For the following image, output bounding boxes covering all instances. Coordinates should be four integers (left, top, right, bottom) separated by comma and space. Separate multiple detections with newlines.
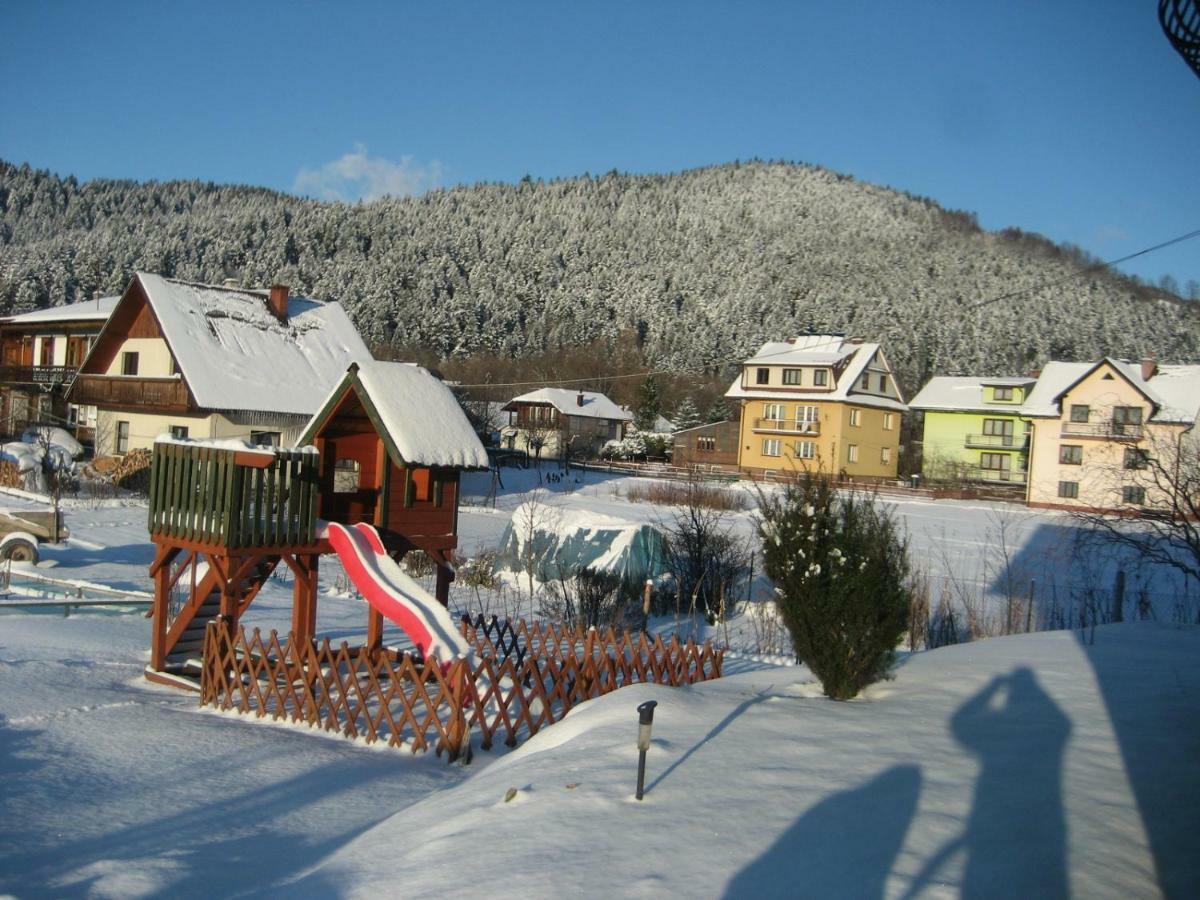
903, 666, 1071, 899
724, 764, 921, 900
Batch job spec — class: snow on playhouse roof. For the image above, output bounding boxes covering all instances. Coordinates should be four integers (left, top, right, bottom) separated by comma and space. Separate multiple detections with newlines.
133, 272, 370, 417
299, 360, 490, 470
1, 295, 120, 325
503, 388, 633, 422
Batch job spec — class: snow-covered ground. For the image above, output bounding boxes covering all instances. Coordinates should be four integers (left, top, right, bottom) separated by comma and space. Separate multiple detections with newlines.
1, 474, 1197, 897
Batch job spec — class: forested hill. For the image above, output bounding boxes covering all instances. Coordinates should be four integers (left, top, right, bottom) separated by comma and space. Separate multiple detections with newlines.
1, 158, 1196, 392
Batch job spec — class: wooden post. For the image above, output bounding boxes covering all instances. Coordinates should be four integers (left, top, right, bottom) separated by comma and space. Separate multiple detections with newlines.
291, 554, 319, 647
1025, 579, 1036, 633
642, 579, 653, 633
151, 556, 170, 670
446, 657, 471, 763
367, 606, 384, 655
435, 562, 452, 607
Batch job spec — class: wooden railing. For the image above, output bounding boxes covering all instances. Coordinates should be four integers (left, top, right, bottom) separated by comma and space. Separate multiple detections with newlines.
148, 442, 319, 548
199, 616, 724, 760
69, 375, 191, 411
0, 365, 77, 387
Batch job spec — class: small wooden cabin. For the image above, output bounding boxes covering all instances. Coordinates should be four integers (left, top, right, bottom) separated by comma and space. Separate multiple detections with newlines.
297, 360, 490, 603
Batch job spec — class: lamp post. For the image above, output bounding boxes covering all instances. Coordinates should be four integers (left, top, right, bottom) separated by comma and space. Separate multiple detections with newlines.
635, 700, 657, 800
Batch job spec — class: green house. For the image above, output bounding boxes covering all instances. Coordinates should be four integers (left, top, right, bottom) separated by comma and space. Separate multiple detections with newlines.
909, 376, 1035, 484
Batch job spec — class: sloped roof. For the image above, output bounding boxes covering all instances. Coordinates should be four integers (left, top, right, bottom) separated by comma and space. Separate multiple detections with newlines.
134, 272, 370, 416
2, 296, 120, 325
1020, 358, 1200, 423
909, 376, 1035, 413
726, 337, 908, 412
503, 388, 632, 422
300, 360, 490, 469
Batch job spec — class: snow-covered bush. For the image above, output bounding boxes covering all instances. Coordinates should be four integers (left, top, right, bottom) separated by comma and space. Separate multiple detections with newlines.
602, 431, 648, 460
757, 473, 914, 700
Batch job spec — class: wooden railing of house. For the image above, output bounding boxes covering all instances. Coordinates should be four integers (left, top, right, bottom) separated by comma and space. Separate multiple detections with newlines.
0, 365, 78, 387
199, 616, 724, 761
69, 375, 191, 411
148, 442, 319, 548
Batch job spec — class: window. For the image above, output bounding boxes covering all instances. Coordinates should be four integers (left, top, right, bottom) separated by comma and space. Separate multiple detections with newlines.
795, 405, 819, 430
1122, 485, 1146, 505
881, 447, 891, 464
783, 368, 802, 385
860, 373, 870, 389
169, 425, 189, 440
981, 452, 1010, 473
983, 418, 1014, 444
697, 436, 716, 452
849, 409, 861, 427
333, 459, 360, 493
878, 374, 888, 393
170, 357, 181, 376
116, 420, 130, 454
763, 403, 785, 421
993, 387, 1014, 401
755, 367, 770, 385
795, 440, 816, 459
120, 351, 139, 376
39, 338, 54, 367
1059, 445, 1082, 465
411, 467, 432, 503
883, 412, 894, 430
1113, 406, 1144, 435
847, 444, 859, 463
762, 439, 781, 457
813, 369, 829, 387
1058, 481, 1079, 499
1124, 448, 1149, 470
251, 431, 281, 447
1069, 405, 1090, 423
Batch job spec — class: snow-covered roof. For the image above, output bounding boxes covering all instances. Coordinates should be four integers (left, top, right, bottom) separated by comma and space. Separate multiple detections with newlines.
504, 388, 633, 422
651, 414, 676, 433
727, 337, 908, 412
1020, 358, 1200, 423
302, 360, 490, 469
1, 295, 120, 325
135, 272, 370, 417
909, 376, 1035, 413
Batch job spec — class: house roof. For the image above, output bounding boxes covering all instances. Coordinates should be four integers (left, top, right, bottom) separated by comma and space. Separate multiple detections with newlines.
726, 336, 908, 412
299, 360, 490, 469
128, 272, 371, 417
1020, 358, 1200, 423
503, 388, 633, 422
909, 376, 1036, 413
1, 296, 120, 325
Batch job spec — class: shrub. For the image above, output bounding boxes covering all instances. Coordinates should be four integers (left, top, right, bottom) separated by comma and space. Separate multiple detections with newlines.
757, 473, 913, 700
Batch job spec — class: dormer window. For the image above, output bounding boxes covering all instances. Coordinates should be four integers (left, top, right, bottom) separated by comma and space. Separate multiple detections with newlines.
813, 369, 829, 387
860, 373, 870, 390
878, 374, 888, 393
994, 387, 1014, 401
782, 368, 802, 385
755, 367, 770, 385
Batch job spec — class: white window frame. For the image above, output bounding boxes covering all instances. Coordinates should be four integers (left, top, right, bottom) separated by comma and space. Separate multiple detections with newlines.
881, 447, 891, 464
762, 439, 782, 457
847, 444, 859, 463
883, 412, 894, 430
849, 409, 861, 427
763, 403, 785, 421
795, 440, 816, 459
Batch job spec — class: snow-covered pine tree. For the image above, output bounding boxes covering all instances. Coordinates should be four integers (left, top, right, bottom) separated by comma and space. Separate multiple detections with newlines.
672, 396, 702, 431
633, 376, 662, 433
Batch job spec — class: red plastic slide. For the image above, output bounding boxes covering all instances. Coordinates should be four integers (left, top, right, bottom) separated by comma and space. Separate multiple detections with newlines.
324, 521, 471, 666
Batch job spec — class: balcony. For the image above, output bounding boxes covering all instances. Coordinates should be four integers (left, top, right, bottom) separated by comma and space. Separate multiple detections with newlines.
0, 365, 78, 388
973, 468, 1028, 485
964, 433, 1028, 450
752, 418, 821, 436
1060, 420, 1144, 441
69, 375, 192, 412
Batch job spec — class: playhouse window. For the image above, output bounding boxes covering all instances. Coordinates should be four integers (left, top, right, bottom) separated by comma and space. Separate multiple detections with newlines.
411, 467, 432, 502
333, 459, 360, 493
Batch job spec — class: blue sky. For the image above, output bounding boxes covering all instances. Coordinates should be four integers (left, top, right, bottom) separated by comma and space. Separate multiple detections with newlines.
2, 1, 1198, 288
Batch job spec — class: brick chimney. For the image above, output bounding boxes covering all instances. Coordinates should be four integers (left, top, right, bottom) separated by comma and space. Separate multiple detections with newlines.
268, 285, 289, 322
1140, 357, 1157, 381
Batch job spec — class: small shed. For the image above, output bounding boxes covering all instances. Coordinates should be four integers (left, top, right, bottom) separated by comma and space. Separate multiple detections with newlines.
671, 420, 740, 469
296, 360, 489, 602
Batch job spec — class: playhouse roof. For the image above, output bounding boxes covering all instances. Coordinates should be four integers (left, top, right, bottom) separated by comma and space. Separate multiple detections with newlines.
300, 360, 490, 470
126, 272, 370, 416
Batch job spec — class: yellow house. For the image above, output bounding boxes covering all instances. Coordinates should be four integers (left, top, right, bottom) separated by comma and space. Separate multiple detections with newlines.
67, 272, 371, 456
1024, 358, 1200, 512
725, 335, 906, 478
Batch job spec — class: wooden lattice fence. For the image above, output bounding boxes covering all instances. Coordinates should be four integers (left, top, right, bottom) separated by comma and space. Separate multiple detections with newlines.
200, 616, 723, 760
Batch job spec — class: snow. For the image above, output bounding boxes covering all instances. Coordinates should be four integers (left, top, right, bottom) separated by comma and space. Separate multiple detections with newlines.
20, 426, 84, 458
1020, 358, 1200, 424
503, 387, 632, 422
1, 295, 119, 324
135, 272, 371, 417
909, 375, 1035, 412
349, 359, 489, 469
0, 475, 1196, 896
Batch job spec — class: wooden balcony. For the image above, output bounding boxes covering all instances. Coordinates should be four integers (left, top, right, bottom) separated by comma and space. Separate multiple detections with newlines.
752, 418, 821, 436
0, 365, 78, 388
1060, 421, 1144, 441
964, 433, 1028, 449
69, 375, 191, 412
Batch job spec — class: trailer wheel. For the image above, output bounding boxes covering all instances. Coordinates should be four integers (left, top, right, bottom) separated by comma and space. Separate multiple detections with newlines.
0, 536, 38, 563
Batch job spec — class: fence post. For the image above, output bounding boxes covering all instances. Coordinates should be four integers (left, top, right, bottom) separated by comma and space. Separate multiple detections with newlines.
1025, 579, 1036, 632
1113, 570, 1125, 623
446, 657, 471, 763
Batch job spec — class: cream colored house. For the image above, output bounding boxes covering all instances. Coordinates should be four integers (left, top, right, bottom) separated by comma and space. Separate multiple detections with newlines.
1023, 358, 1200, 512
500, 388, 632, 459
67, 273, 370, 456
725, 335, 907, 478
